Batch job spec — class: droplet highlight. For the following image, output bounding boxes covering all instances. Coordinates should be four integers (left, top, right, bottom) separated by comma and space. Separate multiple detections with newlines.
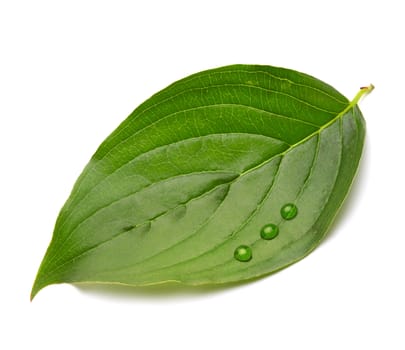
280, 203, 298, 220
260, 223, 279, 240
234, 245, 252, 262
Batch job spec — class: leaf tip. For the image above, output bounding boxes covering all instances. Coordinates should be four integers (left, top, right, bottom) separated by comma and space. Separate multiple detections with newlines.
30, 263, 56, 301
30, 278, 44, 302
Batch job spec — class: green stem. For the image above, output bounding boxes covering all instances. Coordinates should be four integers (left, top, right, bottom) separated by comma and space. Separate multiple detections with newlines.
351, 84, 374, 106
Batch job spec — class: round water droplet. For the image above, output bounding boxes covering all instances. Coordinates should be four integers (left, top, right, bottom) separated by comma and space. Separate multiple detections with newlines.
260, 223, 279, 240
173, 204, 187, 219
280, 203, 298, 220
234, 245, 252, 262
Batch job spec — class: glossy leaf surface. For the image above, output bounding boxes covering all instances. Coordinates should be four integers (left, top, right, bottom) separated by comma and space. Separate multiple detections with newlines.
32, 65, 369, 299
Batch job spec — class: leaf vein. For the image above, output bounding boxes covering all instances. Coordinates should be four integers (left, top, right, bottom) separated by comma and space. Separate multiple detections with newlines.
56, 103, 305, 229
43, 177, 235, 277
90, 156, 284, 276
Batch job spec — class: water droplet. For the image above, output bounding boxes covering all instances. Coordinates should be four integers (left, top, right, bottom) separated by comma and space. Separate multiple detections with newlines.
260, 223, 279, 240
173, 204, 187, 219
234, 245, 252, 262
280, 203, 298, 220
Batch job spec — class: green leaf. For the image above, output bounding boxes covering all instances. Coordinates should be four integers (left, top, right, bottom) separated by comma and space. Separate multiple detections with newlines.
31, 65, 372, 300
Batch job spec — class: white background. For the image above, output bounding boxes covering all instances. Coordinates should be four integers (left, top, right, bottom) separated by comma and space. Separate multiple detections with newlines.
1, 0, 404, 349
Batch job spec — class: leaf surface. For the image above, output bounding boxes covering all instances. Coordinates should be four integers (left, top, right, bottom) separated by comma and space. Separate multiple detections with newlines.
31, 65, 370, 299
